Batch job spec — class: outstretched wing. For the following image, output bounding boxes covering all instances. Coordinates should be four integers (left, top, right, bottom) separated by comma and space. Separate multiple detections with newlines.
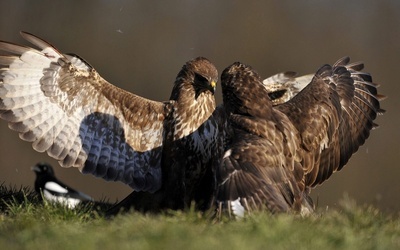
0, 32, 168, 192
276, 57, 385, 187
216, 62, 308, 218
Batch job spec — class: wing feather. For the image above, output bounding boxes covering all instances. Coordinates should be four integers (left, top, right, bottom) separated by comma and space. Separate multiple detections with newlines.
217, 137, 297, 217
216, 58, 384, 217
276, 57, 384, 186
0, 32, 168, 192
217, 62, 308, 217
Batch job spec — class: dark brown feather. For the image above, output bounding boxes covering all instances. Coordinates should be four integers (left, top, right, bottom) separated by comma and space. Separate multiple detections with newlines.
217, 62, 309, 218
216, 57, 384, 218
276, 57, 384, 186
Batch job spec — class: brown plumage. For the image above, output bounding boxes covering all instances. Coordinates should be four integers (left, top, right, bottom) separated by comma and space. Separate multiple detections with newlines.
216, 58, 384, 218
0, 32, 219, 212
0, 32, 385, 217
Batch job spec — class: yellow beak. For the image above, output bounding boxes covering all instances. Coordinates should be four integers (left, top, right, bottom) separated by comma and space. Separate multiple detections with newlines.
211, 81, 217, 90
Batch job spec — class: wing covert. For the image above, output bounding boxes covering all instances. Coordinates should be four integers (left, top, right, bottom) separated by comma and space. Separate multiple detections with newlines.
0, 32, 168, 192
216, 131, 301, 217
276, 57, 384, 186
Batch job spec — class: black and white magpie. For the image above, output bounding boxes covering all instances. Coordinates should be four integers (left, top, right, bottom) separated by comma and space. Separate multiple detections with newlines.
32, 162, 93, 208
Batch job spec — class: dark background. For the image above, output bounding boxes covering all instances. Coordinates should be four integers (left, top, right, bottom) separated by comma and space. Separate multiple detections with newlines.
0, 0, 398, 213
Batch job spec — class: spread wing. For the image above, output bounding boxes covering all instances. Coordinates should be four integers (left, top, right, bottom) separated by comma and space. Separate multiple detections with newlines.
0, 32, 169, 192
216, 62, 309, 218
275, 57, 385, 187
215, 58, 384, 218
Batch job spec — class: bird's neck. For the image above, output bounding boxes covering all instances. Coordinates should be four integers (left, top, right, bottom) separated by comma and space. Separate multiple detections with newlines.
171, 87, 216, 140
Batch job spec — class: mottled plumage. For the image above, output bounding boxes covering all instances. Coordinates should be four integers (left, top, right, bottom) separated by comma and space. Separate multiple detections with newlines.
0, 32, 219, 213
216, 58, 384, 218
0, 32, 385, 218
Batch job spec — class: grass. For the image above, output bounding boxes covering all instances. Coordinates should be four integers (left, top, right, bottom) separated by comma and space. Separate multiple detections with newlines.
1, 186, 399, 250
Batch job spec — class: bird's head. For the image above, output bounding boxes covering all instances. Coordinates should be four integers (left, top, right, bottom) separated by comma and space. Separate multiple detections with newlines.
31, 162, 55, 176
221, 62, 272, 118
171, 57, 218, 100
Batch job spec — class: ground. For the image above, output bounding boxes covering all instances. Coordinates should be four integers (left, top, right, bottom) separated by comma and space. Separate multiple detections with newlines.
0, 185, 399, 249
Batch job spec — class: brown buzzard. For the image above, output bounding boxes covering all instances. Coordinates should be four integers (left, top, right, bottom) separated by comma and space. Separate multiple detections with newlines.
0, 32, 385, 217
0, 32, 220, 212
216, 58, 385, 218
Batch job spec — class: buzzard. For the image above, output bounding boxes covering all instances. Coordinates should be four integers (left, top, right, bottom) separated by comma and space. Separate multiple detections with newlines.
0, 32, 384, 217
216, 58, 385, 218
0, 32, 220, 212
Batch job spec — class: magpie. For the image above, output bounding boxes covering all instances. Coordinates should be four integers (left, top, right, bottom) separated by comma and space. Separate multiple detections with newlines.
32, 162, 93, 208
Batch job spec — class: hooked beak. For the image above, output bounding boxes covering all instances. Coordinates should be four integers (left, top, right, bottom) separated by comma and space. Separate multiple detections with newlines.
210, 80, 217, 93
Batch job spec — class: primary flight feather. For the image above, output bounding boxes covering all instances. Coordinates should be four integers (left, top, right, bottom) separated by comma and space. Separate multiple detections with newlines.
216, 58, 384, 217
0, 32, 220, 212
0, 33, 384, 217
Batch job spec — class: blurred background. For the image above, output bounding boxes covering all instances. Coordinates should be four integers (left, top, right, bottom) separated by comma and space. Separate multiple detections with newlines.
0, 0, 398, 213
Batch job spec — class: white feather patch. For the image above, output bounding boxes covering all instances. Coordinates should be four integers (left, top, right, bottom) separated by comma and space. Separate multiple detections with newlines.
231, 198, 245, 218
320, 133, 329, 152
223, 149, 232, 159
43, 189, 81, 209
44, 181, 68, 194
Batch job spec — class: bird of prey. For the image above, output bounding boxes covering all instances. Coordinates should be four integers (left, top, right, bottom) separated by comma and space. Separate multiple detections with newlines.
32, 162, 93, 208
0, 32, 385, 218
215, 58, 384, 218
0, 32, 220, 213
